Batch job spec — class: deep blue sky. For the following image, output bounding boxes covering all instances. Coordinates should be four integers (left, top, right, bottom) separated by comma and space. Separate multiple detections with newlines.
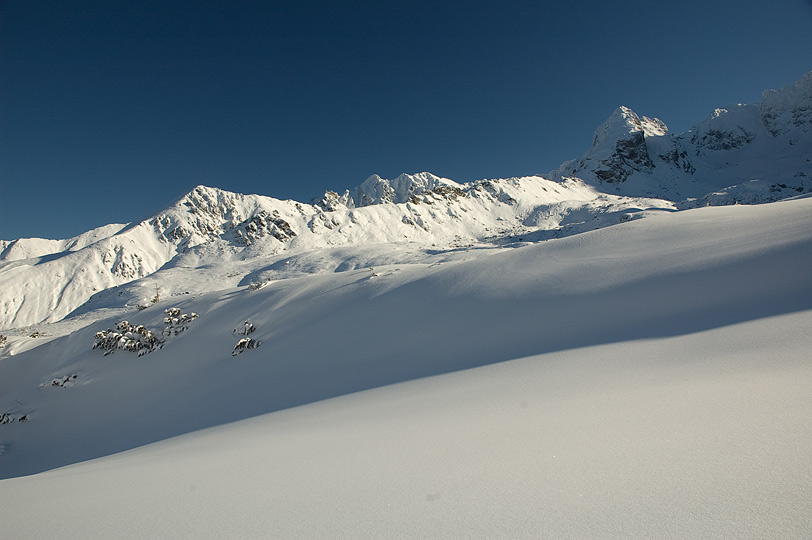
2, 0, 812, 240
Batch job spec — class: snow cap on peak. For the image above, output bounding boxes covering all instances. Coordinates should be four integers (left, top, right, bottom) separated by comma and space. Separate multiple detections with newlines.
352, 172, 460, 206
188, 185, 223, 196
592, 106, 668, 147
173, 185, 229, 205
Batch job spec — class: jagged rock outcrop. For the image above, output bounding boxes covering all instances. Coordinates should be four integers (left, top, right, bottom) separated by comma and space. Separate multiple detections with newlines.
315, 172, 462, 210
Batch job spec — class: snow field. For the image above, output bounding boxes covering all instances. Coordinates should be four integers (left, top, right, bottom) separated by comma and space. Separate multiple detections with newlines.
1, 310, 811, 539
0, 197, 811, 538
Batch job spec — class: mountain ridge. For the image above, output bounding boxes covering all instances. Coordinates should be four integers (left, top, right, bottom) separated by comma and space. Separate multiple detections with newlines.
1, 72, 810, 331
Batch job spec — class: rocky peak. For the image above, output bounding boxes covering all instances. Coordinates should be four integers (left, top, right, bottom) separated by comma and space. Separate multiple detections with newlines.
148, 185, 256, 247
578, 106, 668, 185
313, 172, 464, 210
592, 106, 668, 148
352, 172, 462, 207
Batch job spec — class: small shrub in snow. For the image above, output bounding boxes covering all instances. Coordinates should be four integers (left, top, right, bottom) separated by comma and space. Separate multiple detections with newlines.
93, 308, 198, 356
232, 337, 260, 356
93, 321, 163, 356
163, 307, 198, 337
0, 334, 6, 347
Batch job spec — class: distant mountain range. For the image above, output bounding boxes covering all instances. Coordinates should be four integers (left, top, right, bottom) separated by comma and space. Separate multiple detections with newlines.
1, 71, 810, 331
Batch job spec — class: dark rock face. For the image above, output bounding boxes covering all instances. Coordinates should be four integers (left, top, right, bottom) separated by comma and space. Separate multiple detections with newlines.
657, 148, 695, 174
690, 127, 755, 152
593, 131, 656, 184
235, 211, 297, 245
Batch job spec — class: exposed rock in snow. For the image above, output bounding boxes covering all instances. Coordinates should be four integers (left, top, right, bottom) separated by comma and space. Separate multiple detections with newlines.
315, 172, 464, 209
351, 172, 462, 207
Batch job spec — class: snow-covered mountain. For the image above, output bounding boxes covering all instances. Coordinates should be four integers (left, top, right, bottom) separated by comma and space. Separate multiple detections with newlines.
2, 72, 812, 539
549, 71, 812, 204
1, 195, 811, 538
2, 76, 809, 334
2, 73, 810, 333
0, 175, 672, 330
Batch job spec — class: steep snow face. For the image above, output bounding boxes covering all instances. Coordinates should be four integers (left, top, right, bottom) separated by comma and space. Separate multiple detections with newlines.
553, 105, 696, 199
0, 223, 178, 330
551, 71, 812, 202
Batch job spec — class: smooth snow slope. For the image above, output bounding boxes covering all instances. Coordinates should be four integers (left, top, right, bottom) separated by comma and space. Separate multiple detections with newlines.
2, 311, 811, 539
1, 197, 811, 538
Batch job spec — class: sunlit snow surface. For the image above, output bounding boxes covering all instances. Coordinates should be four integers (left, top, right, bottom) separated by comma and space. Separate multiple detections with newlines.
1, 196, 811, 539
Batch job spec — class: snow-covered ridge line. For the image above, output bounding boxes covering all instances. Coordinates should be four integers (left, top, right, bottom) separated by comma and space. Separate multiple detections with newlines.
0, 176, 670, 330
0, 223, 127, 262
1, 71, 810, 331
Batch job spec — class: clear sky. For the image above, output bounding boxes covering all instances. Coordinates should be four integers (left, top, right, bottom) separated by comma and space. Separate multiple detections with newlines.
2, 0, 811, 240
